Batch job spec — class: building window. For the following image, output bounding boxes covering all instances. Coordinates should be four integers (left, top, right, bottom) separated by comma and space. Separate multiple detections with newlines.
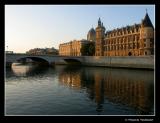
137, 43, 139, 48
124, 45, 126, 49
121, 45, 123, 50
145, 51, 147, 55
133, 36, 135, 41
128, 52, 132, 56
128, 44, 130, 49
133, 43, 135, 49
104, 47, 106, 51
151, 50, 154, 55
113, 46, 115, 50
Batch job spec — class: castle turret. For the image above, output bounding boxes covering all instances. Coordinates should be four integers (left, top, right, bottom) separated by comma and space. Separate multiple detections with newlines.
95, 18, 105, 56
139, 11, 154, 55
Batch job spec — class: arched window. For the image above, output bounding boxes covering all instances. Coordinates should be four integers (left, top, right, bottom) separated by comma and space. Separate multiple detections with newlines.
145, 51, 147, 55
128, 52, 132, 56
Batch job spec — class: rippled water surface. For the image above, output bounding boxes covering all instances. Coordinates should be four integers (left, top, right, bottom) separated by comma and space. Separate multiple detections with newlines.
5, 64, 154, 115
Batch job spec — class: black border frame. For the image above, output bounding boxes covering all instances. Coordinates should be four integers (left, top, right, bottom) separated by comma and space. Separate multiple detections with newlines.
1, 0, 160, 122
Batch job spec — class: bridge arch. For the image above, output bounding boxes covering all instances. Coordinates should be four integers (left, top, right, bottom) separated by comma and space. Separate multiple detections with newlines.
5, 56, 50, 68
63, 58, 82, 65
17, 57, 49, 63
6, 54, 84, 67
16, 56, 50, 65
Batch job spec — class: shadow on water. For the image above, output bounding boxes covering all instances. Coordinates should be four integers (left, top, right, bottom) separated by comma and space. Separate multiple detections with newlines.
63, 65, 82, 72
58, 66, 154, 115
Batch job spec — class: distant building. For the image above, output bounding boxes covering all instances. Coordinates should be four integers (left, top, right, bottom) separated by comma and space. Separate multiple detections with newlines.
5, 51, 13, 54
59, 39, 90, 56
95, 12, 154, 56
26, 47, 58, 55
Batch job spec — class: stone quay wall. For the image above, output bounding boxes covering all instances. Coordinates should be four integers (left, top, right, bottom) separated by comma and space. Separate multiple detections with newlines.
82, 56, 154, 69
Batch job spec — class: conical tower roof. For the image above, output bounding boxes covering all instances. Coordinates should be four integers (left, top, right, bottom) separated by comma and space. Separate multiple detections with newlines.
141, 12, 153, 28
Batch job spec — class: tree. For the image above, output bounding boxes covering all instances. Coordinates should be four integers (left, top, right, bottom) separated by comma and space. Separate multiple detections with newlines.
80, 42, 95, 56
88, 42, 95, 56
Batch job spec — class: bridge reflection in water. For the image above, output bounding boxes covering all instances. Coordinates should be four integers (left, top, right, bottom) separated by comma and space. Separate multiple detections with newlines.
10, 63, 48, 77
58, 66, 154, 115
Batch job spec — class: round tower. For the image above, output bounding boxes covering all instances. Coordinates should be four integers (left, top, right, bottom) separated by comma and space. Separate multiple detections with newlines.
95, 18, 105, 56
140, 11, 154, 55
87, 27, 96, 42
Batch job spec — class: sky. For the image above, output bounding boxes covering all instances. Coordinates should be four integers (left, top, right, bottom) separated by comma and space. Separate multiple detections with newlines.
5, 5, 155, 53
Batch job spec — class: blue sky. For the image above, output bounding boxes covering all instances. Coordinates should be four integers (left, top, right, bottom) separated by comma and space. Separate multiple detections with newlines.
5, 5, 155, 53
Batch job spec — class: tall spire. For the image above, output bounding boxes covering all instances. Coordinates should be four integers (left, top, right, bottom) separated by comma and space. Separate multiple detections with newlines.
98, 17, 101, 26
146, 8, 148, 13
98, 17, 101, 22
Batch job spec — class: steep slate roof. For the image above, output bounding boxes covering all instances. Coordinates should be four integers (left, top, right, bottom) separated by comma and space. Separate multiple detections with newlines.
141, 12, 154, 28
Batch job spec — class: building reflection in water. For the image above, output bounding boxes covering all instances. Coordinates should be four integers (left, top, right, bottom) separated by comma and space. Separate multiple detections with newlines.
58, 66, 82, 90
58, 66, 154, 115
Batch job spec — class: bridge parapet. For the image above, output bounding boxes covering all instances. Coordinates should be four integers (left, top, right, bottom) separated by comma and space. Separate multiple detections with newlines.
6, 54, 84, 67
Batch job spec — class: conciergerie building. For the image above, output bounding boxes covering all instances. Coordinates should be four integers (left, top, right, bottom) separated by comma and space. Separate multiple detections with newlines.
95, 11, 154, 56
59, 11, 154, 56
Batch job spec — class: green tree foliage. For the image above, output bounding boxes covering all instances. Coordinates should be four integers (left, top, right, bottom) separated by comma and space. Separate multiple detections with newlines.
80, 42, 95, 56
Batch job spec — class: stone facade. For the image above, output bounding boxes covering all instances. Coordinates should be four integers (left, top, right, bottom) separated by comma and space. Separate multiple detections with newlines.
59, 42, 72, 56
59, 39, 90, 56
95, 12, 154, 56
59, 12, 154, 57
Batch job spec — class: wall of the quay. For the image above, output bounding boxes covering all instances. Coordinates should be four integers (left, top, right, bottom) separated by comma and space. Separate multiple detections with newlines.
82, 56, 154, 69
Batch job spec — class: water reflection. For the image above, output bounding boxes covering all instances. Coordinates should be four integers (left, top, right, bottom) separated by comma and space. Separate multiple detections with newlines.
10, 63, 49, 77
6, 64, 154, 115
59, 66, 154, 115
58, 66, 82, 89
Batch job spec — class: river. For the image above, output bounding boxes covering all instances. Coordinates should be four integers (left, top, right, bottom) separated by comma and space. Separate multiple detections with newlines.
5, 63, 154, 115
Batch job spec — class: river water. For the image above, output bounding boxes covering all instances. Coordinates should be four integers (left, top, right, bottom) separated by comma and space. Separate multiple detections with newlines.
5, 63, 154, 115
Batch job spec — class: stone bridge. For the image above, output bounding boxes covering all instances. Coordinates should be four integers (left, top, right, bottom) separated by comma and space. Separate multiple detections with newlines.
5, 54, 84, 67
5, 54, 154, 69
